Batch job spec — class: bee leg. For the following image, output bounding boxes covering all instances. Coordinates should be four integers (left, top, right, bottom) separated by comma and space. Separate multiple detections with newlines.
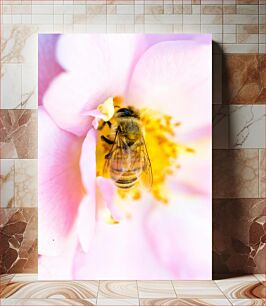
101, 135, 114, 145
106, 121, 112, 128
105, 152, 112, 159
98, 120, 112, 130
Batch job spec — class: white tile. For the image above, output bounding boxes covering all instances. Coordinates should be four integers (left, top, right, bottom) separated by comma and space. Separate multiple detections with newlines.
183, 24, 200, 33
0, 159, 15, 208
54, 15, 63, 24
201, 25, 222, 34
21, 63, 37, 109
12, 15, 22, 24
135, 4, 144, 14
192, 5, 200, 14
223, 25, 236, 34
32, 14, 54, 24
223, 44, 258, 53
229, 105, 265, 149
201, 15, 222, 24
223, 33, 236, 43
21, 15, 32, 24
138, 281, 176, 298
144, 14, 182, 24
116, 5, 134, 14
144, 24, 174, 33
2, 15, 12, 24
1, 64, 22, 108
54, 4, 64, 14
107, 15, 134, 25
223, 15, 258, 25
183, 14, 200, 24
32, 4, 53, 14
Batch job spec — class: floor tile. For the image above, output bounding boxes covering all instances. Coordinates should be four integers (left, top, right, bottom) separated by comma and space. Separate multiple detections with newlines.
140, 298, 232, 305
1, 281, 99, 299
229, 299, 266, 306
96, 299, 139, 305
98, 281, 138, 299
215, 276, 259, 285
0, 299, 96, 305
137, 281, 176, 299
0, 275, 14, 295
215, 281, 265, 299
254, 275, 266, 283
172, 280, 225, 298
11, 274, 38, 282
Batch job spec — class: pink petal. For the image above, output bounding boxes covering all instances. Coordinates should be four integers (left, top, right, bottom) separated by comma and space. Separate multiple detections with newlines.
38, 34, 64, 106
144, 195, 212, 280
78, 129, 97, 252
126, 39, 212, 133
44, 34, 147, 136
73, 196, 172, 280
38, 107, 83, 256
79, 128, 96, 193
38, 225, 78, 280
96, 176, 122, 222
77, 195, 96, 253
43, 72, 96, 136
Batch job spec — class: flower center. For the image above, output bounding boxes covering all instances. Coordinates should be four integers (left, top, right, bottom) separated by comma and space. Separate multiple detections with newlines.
95, 97, 194, 204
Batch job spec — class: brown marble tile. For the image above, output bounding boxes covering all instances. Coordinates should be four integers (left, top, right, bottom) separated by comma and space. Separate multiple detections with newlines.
213, 199, 266, 275
216, 280, 265, 299
259, 149, 265, 198
139, 298, 231, 305
213, 149, 259, 198
0, 208, 37, 274
0, 110, 37, 159
229, 299, 266, 305
0, 274, 14, 295
1, 281, 98, 299
223, 54, 264, 104
0, 300, 96, 305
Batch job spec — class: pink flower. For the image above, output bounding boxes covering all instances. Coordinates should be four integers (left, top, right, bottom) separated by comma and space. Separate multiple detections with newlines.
38, 34, 212, 280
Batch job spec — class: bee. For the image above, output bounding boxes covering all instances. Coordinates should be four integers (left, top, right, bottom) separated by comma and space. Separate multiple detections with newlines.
100, 106, 153, 190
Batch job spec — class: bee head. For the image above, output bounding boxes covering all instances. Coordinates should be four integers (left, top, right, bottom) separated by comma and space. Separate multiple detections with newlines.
116, 107, 140, 119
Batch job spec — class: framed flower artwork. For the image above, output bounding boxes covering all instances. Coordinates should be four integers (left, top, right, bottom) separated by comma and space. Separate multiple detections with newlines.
38, 34, 212, 280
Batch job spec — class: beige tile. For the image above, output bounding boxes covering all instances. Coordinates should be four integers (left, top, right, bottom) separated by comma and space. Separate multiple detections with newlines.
237, 4, 259, 14
229, 300, 266, 305
223, 15, 258, 24
222, 43, 258, 53
237, 25, 259, 34
254, 274, 266, 282
0, 159, 15, 208
201, 5, 223, 14
0, 299, 96, 305
237, 33, 259, 44
259, 149, 265, 198
172, 281, 225, 298
98, 281, 138, 299
1, 281, 99, 299
140, 299, 232, 305
11, 274, 38, 282
96, 299, 139, 305
138, 281, 176, 299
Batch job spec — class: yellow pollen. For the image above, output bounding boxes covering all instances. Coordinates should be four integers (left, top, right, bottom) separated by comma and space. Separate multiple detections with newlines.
96, 101, 194, 204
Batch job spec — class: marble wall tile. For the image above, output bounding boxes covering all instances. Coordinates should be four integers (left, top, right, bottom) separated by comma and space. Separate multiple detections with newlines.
0, 110, 37, 159
229, 105, 265, 149
0, 160, 15, 208
0, 208, 37, 274
223, 54, 264, 104
14, 159, 37, 208
213, 149, 259, 198
213, 105, 229, 149
259, 149, 265, 198
1, 25, 38, 65
213, 199, 265, 275
137, 281, 176, 298
1, 64, 22, 109
0, 299, 97, 305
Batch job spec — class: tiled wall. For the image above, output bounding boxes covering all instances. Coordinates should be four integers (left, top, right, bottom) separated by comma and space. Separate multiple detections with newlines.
0, 0, 265, 276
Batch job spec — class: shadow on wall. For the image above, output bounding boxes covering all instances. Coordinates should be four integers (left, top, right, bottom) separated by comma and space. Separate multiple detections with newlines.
212, 42, 266, 279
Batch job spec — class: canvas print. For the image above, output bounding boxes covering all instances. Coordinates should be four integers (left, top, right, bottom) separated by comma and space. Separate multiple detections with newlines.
38, 34, 212, 280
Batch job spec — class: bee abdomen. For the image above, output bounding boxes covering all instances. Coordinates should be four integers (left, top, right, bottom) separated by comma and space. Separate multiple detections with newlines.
110, 170, 139, 189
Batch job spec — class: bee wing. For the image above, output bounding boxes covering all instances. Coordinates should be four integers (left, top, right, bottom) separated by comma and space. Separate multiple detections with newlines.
135, 136, 153, 190
103, 130, 132, 180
